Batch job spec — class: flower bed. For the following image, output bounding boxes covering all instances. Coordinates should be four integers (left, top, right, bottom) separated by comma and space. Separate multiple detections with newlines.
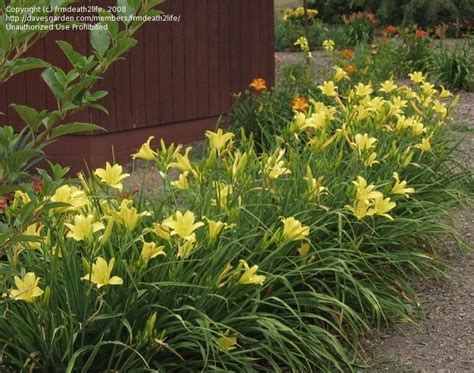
0, 71, 472, 370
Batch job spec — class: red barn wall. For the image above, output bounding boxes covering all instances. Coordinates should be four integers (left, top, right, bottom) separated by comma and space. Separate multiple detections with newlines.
0, 0, 275, 172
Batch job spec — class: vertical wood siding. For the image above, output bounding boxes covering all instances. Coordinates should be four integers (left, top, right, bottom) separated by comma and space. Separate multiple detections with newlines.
1, 0, 275, 133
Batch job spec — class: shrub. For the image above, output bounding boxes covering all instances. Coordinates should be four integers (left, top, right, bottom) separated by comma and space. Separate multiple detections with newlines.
281, 6, 319, 25
342, 11, 378, 45
327, 42, 400, 85
310, 0, 474, 29
323, 24, 355, 48
275, 18, 328, 51
0, 0, 163, 249
394, 26, 433, 73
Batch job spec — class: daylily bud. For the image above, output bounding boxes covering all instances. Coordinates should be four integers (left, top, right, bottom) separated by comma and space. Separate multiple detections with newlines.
144, 312, 158, 340
42, 286, 51, 307
99, 218, 114, 246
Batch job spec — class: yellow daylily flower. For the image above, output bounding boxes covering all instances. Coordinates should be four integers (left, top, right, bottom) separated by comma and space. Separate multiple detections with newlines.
312, 101, 336, 119
391, 172, 415, 196
12, 190, 31, 209
318, 81, 338, 97
421, 82, 435, 97
304, 167, 328, 199
82, 257, 123, 288
140, 241, 166, 261
212, 182, 234, 208
66, 214, 105, 241
379, 79, 397, 93
132, 136, 157, 161
217, 331, 237, 351
177, 235, 197, 258
333, 66, 349, 82
208, 219, 225, 240
294, 36, 310, 54
281, 217, 310, 241
151, 222, 172, 241
352, 176, 383, 203
353, 104, 371, 121
231, 150, 248, 177
410, 119, 425, 137
51, 185, 88, 212
354, 83, 373, 97
394, 114, 411, 132
433, 100, 447, 116
363, 152, 379, 167
408, 71, 425, 84
415, 137, 432, 152
345, 200, 376, 220
10, 272, 44, 303
168, 147, 194, 173
238, 260, 266, 285
354, 133, 377, 153
373, 195, 396, 220
162, 210, 204, 241
111, 199, 149, 232
368, 97, 386, 112
23, 223, 43, 249
439, 86, 452, 98
264, 148, 290, 181
391, 96, 408, 111
94, 162, 130, 191
297, 243, 310, 257
305, 111, 328, 131
290, 112, 308, 133
171, 172, 190, 190
322, 39, 335, 52
206, 129, 234, 153
401, 86, 418, 100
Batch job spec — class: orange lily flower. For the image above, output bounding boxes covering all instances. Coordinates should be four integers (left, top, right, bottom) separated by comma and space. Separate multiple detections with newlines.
341, 48, 354, 59
249, 78, 267, 92
291, 96, 309, 112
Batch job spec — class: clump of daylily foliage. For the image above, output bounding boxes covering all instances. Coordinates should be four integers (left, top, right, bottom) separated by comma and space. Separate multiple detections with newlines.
0, 70, 471, 371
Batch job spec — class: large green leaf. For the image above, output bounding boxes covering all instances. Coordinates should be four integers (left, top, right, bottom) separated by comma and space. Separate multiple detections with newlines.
57, 41, 84, 70
105, 37, 136, 62
42, 67, 64, 101
50, 122, 105, 138
118, 0, 135, 20
90, 28, 110, 57
7, 149, 42, 171
8, 57, 51, 75
10, 104, 40, 133
99, 9, 119, 38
